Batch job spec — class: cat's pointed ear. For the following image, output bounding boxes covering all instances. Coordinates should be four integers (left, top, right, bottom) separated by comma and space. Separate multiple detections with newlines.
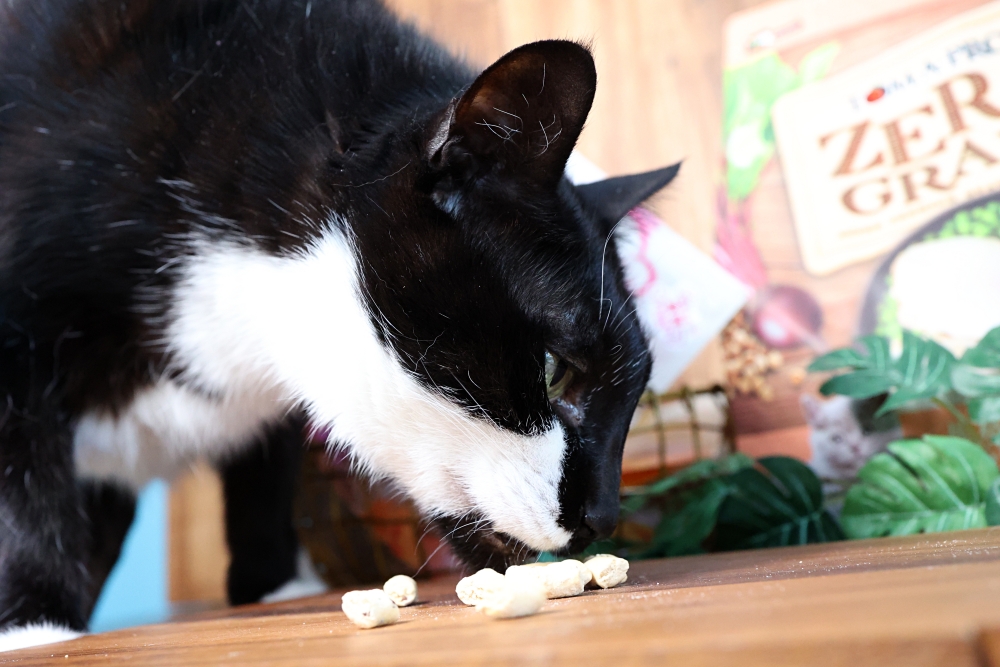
800, 394, 821, 423
426, 40, 596, 188
576, 163, 681, 223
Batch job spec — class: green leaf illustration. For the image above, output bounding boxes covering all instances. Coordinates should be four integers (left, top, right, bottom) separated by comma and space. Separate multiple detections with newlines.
841, 436, 1000, 539
724, 43, 839, 201
797, 43, 841, 84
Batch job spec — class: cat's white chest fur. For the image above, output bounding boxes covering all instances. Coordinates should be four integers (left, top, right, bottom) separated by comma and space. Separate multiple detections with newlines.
73, 380, 288, 489
73, 228, 571, 552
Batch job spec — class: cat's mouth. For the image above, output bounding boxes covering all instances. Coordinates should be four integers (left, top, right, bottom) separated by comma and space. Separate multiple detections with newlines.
433, 513, 538, 572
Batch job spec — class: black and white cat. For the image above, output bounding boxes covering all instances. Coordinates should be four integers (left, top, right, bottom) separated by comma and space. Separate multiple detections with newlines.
0, 0, 679, 650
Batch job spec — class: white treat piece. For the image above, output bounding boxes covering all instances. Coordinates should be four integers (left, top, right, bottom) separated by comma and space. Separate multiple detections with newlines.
383, 575, 418, 607
455, 568, 507, 606
475, 580, 545, 619
506, 560, 585, 599
341, 589, 400, 629
584, 554, 629, 589
563, 559, 593, 587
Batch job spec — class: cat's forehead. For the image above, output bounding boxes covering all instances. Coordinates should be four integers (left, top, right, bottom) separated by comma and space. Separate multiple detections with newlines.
460, 184, 610, 334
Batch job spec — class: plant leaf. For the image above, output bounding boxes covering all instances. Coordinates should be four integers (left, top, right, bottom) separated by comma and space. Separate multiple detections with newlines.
961, 326, 1000, 368
969, 396, 1000, 425
714, 457, 844, 550
841, 436, 1000, 539
812, 332, 955, 412
639, 479, 733, 558
877, 332, 954, 414
987, 478, 1000, 527
626, 453, 753, 506
808, 347, 869, 372
819, 370, 896, 398
809, 334, 892, 372
951, 364, 1000, 398
859, 335, 894, 372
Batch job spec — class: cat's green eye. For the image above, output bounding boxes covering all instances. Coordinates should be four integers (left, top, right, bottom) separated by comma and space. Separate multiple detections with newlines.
544, 350, 573, 400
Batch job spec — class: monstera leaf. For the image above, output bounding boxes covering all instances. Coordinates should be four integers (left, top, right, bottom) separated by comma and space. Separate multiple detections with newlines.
810, 332, 955, 415
953, 327, 1000, 427
714, 457, 844, 550
961, 326, 1000, 369
623, 454, 754, 558
620, 453, 753, 515
987, 478, 1000, 527
841, 436, 1000, 539
575, 455, 841, 560
634, 478, 733, 558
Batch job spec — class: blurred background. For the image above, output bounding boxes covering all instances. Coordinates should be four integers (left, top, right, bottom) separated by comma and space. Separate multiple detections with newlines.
98, 0, 1000, 629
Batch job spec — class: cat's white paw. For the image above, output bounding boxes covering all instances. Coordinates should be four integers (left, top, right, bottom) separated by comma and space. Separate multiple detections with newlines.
260, 549, 329, 603
0, 622, 83, 653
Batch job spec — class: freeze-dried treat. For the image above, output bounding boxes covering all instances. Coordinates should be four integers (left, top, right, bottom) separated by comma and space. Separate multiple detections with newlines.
506, 560, 585, 599
512, 560, 589, 586
455, 568, 507, 606
341, 589, 400, 629
475, 580, 545, 619
383, 574, 418, 607
563, 559, 593, 587
584, 554, 629, 589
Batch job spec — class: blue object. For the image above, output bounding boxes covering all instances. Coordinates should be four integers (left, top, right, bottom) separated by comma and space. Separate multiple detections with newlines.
89, 480, 170, 632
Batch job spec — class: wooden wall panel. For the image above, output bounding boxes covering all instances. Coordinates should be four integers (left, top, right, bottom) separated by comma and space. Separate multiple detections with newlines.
168, 464, 228, 603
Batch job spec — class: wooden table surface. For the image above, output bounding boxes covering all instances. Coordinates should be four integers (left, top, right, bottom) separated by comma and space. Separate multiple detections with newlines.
5, 528, 1000, 666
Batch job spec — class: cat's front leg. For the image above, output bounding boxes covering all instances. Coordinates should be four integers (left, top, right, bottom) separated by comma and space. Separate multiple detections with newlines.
220, 416, 326, 605
0, 420, 92, 652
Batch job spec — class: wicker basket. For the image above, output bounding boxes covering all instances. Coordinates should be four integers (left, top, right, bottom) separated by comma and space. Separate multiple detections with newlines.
622, 386, 736, 487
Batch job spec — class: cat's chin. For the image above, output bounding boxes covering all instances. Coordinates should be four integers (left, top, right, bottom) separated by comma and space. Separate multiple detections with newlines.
433, 514, 538, 573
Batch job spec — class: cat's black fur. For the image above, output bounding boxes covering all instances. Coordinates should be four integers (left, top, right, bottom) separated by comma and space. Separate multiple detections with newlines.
0, 0, 676, 635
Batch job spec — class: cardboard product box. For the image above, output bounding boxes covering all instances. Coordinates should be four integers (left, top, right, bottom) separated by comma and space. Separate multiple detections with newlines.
720, 0, 1000, 459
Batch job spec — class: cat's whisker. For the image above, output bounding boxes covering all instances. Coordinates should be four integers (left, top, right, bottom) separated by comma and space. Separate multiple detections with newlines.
413, 538, 450, 577
598, 218, 627, 321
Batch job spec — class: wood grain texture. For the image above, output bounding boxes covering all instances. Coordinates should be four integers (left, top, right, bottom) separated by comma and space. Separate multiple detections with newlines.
6, 529, 1000, 666
168, 464, 229, 603
980, 627, 1000, 667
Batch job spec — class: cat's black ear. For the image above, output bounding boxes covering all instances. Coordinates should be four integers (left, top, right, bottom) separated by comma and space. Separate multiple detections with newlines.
426, 40, 596, 188
575, 163, 681, 223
